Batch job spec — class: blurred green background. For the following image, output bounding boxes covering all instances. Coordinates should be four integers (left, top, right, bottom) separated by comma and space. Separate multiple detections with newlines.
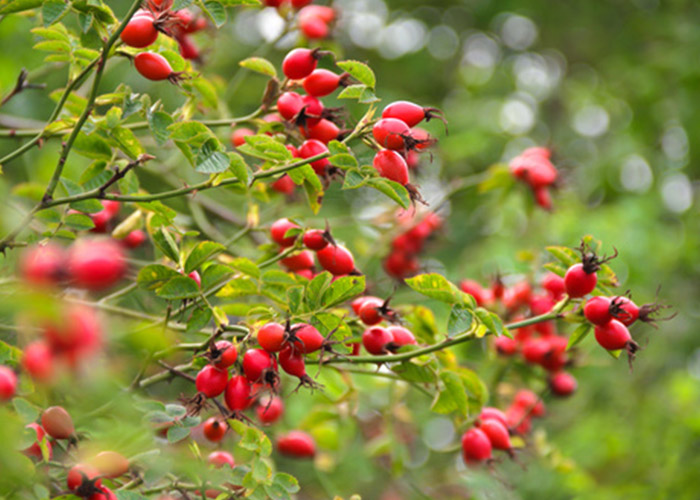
1, 1, 699, 499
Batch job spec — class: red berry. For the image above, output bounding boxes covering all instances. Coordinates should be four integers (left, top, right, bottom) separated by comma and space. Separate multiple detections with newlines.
513, 389, 545, 417
20, 243, 65, 286
22, 341, 54, 381
89, 486, 117, 500
303, 69, 343, 97
459, 280, 487, 306
316, 245, 355, 275
479, 419, 512, 451
594, 319, 632, 351
208, 451, 235, 468
0, 365, 17, 401
299, 139, 330, 175
583, 296, 613, 325
357, 297, 383, 326
212, 341, 238, 369
549, 371, 577, 396
291, 0, 313, 7
231, 127, 255, 147
351, 296, 376, 315
281, 250, 315, 271
256, 396, 284, 425
202, 417, 227, 442
68, 239, 126, 290
381, 101, 429, 128
611, 296, 640, 326
303, 229, 329, 251
461, 428, 492, 463
188, 270, 201, 287
177, 34, 199, 60
41, 406, 74, 440
224, 375, 252, 412
506, 406, 532, 435
122, 229, 146, 249
479, 407, 508, 428
195, 365, 229, 398
134, 52, 175, 81
44, 305, 101, 357
300, 15, 329, 40
277, 91, 304, 121
383, 250, 419, 279
564, 263, 597, 298
277, 430, 316, 458
278, 345, 307, 378
302, 119, 340, 144
300, 95, 323, 126
242, 349, 278, 384
264, 0, 284, 7
24, 423, 52, 460
503, 281, 533, 310
373, 150, 410, 185
257, 323, 287, 353
67, 463, 101, 491
541, 272, 566, 300
494, 336, 518, 356
299, 5, 335, 23
529, 294, 555, 315
270, 218, 300, 247
282, 48, 318, 80
289, 323, 324, 354
533, 186, 553, 210
372, 118, 410, 150
521, 338, 549, 365
271, 174, 296, 195
362, 327, 393, 355
120, 14, 158, 48
387, 325, 416, 347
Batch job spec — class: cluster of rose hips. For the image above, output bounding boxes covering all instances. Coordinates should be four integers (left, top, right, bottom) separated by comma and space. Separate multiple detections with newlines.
264, 1, 336, 41
121, 1, 208, 82
509, 147, 558, 210
270, 218, 357, 277
462, 390, 545, 463
383, 211, 443, 279
350, 295, 418, 355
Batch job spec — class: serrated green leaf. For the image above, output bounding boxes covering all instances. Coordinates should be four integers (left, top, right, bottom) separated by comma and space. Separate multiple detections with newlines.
184, 241, 225, 274
447, 304, 473, 337
13, 398, 40, 422
392, 361, 437, 383
239, 57, 277, 78
567, 323, 592, 350
110, 126, 144, 159
152, 228, 180, 263
431, 371, 468, 416
405, 273, 475, 306
367, 177, 410, 208
147, 110, 174, 146
0, 0, 42, 15
200, 0, 227, 27
337, 60, 376, 88
157, 276, 201, 300
64, 213, 95, 231
337, 84, 366, 100
73, 132, 112, 160
137, 264, 180, 290
229, 152, 249, 185
229, 257, 260, 278
329, 153, 357, 169
320, 275, 365, 309
42, 0, 68, 26
166, 425, 190, 443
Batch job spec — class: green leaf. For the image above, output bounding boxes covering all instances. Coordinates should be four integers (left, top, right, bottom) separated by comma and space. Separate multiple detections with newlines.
165, 404, 187, 418
567, 323, 592, 350
109, 127, 144, 159
147, 110, 174, 146
431, 371, 469, 416
342, 168, 368, 189
304, 271, 333, 310
0, 0, 42, 14
73, 132, 112, 160
184, 241, 225, 274
157, 276, 201, 300
329, 153, 358, 169
228, 420, 272, 457
337, 84, 366, 100
229, 152, 249, 185
152, 228, 180, 263
475, 308, 507, 337
186, 307, 212, 334
64, 213, 95, 231
195, 139, 229, 174
251, 456, 272, 483
200, 0, 227, 27
447, 304, 473, 337
546, 245, 579, 268
201, 264, 234, 291
321, 275, 366, 309
359, 87, 380, 104
367, 178, 410, 208
13, 398, 40, 422
229, 257, 260, 278
238, 135, 293, 163
273, 473, 300, 494
405, 273, 475, 306
115, 491, 149, 500
166, 425, 190, 443
392, 361, 437, 383
217, 277, 258, 298
239, 57, 277, 78
327, 141, 350, 155
70, 198, 104, 214
337, 60, 376, 88
137, 265, 180, 290
42, 0, 68, 26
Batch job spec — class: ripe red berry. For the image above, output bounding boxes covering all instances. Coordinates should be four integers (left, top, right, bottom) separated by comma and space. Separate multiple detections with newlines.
479, 407, 509, 428
479, 419, 512, 451
373, 150, 410, 185
529, 294, 555, 315
281, 250, 315, 272
177, 34, 200, 60
564, 263, 597, 298
277, 92, 304, 121
549, 371, 577, 397
224, 375, 252, 412
506, 406, 532, 435
122, 229, 146, 249
271, 174, 296, 195
195, 365, 229, 398
303, 69, 344, 97
358, 297, 383, 326
134, 52, 176, 81
459, 280, 487, 307
303, 229, 329, 251
382, 101, 431, 128
362, 326, 393, 355
0, 365, 17, 401
316, 245, 355, 275
521, 338, 549, 365
289, 323, 324, 353
610, 296, 640, 326
533, 186, 553, 210
231, 127, 255, 147
300, 95, 323, 126
300, 15, 329, 39
282, 48, 319, 80
67, 463, 101, 491
208, 451, 234, 468
503, 281, 533, 310
299, 139, 330, 175
291, 0, 313, 7
256, 396, 284, 425
44, 305, 101, 356
541, 272, 566, 300
20, 243, 65, 286
383, 250, 419, 279
202, 417, 227, 442
299, 5, 335, 23
583, 296, 613, 325
68, 239, 126, 290
212, 340, 238, 369
302, 119, 340, 144
352, 296, 377, 315
22, 341, 54, 382
494, 336, 518, 356
257, 322, 287, 353
187, 270, 201, 287
594, 319, 632, 351
372, 118, 410, 150
461, 427, 492, 463
278, 345, 307, 378
24, 423, 52, 460
270, 218, 300, 247
120, 14, 158, 48
89, 486, 117, 500
387, 325, 417, 348
513, 389, 545, 417
41, 406, 74, 440
242, 349, 278, 384
277, 430, 316, 458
